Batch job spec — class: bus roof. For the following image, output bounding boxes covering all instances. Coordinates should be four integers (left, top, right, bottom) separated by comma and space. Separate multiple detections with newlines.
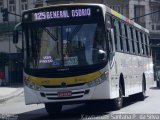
23, 3, 149, 34
23, 3, 105, 12
109, 9, 149, 34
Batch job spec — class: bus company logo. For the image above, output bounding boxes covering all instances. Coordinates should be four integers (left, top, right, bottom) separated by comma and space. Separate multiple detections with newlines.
61, 82, 67, 87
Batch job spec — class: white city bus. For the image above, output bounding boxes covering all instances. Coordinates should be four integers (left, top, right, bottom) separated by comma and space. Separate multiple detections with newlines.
13, 3, 154, 115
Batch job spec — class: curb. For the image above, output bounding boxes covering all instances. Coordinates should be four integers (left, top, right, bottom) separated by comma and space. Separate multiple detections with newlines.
0, 88, 24, 103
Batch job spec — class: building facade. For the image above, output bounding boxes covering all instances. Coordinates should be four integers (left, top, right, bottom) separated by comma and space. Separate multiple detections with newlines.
0, 0, 34, 22
0, 0, 35, 84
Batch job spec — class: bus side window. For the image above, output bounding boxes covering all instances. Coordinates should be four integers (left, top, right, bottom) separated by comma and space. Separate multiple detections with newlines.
133, 29, 138, 54
142, 33, 146, 55
130, 27, 135, 53
135, 30, 140, 54
119, 22, 124, 51
138, 32, 143, 55
113, 19, 117, 51
125, 24, 130, 52
114, 19, 121, 51
127, 26, 133, 53
105, 14, 113, 52
146, 35, 150, 56
105, 14, 112, 31
144, 35, 148, 56
120, 23, 126, 52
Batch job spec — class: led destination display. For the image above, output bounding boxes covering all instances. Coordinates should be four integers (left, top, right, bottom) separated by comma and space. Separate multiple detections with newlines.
33, 8, 91, 21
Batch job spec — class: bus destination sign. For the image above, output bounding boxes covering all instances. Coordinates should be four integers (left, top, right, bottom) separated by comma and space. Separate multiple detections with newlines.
33, 8, 91, 21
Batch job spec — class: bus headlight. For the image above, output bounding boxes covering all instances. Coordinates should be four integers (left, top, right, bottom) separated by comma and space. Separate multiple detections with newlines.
24, 80, 42, 91
87, 72, 108, 87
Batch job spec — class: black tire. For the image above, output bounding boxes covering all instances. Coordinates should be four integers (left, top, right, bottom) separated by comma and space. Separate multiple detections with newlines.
45, 103, 62, 115
138, 79, 146, 101
112, 84, 123, 110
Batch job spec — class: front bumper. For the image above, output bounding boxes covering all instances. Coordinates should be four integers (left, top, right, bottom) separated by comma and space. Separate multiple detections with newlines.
24, 80, 110, 105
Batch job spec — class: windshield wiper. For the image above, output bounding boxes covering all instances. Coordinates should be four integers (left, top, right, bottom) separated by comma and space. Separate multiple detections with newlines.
37, 24, 58, 41
42, 28, 58, 41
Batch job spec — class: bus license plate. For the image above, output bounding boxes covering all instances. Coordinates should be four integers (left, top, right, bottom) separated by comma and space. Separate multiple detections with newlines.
58, 91, 72, 97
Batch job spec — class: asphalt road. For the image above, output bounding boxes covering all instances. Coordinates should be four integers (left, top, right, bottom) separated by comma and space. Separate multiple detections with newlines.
0, 85, 160, 120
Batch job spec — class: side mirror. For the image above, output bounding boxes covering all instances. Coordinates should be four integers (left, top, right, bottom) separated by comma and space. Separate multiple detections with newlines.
98, 49, 106, 60
13, 30, 19, 44
13, 22, 22, 44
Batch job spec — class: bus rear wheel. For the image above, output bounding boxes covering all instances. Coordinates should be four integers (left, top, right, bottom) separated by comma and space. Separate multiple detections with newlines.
45, 103, 62, 115
138, 79, 146, 101
112, 84, 123, 110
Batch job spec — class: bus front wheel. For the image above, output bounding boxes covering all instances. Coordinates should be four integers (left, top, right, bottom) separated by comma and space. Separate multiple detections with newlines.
45, 103, 62, 115
112, 84, 123, 110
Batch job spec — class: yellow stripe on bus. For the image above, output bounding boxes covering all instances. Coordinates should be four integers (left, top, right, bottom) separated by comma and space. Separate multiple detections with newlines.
27, 71, 101, 86
111, 9, 122, 19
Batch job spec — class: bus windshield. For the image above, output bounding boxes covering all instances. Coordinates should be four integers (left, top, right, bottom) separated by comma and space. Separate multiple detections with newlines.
25, 23, 107, 69
23, 6, 107, 69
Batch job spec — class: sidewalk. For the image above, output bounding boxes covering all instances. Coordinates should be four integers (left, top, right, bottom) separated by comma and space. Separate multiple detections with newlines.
0, 86, 24, 103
